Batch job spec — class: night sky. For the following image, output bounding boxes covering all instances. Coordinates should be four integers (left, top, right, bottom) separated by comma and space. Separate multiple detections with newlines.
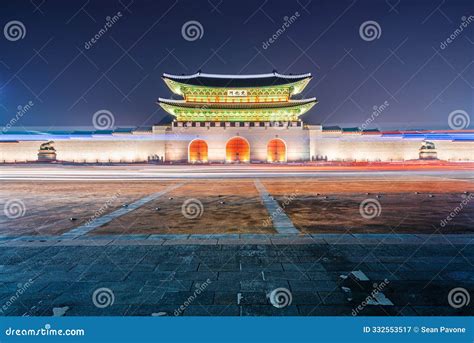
0, 0, 472, 131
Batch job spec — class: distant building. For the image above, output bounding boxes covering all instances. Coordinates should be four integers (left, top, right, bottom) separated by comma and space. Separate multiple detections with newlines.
1, 72, 473, 163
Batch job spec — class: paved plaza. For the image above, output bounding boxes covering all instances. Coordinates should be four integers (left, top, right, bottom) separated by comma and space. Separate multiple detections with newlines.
0, 166, 472, 316
0, 235, 473, 316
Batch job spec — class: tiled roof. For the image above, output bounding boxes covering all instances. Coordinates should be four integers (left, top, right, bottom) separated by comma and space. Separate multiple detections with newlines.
162, 71, 311, 88
158, 98, 317, 109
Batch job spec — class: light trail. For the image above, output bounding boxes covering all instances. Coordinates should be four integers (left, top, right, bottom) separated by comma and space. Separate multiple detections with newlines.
0, 165, 472, 180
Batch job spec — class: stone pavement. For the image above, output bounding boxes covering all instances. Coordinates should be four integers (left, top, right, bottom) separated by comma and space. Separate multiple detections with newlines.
0, 234, 472, 316
61, 184, 184, 238
253, 179, 299, 234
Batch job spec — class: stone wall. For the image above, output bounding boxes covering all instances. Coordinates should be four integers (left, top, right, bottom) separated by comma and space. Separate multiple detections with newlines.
0, 136, 166, 163
165, 124, 309, 162
308, 130, 474, 162
0, 141, 40, 163
310, 132, 420, 161
433, 141, 474, 161
1, 124, 473, 163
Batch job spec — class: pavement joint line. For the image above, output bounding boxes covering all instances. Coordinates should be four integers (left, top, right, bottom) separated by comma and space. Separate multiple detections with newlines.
253, 179, 300, 234
60, 183, 184, 238
1, 233, 473, 246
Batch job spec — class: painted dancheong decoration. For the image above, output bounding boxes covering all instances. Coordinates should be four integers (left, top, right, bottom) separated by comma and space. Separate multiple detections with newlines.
158, 71, 317, 122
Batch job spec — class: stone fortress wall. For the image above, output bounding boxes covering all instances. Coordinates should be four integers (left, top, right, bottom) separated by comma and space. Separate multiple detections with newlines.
164, 122, 309, 162
0, 133, 166, 163
307, 125, 474, 162
1, 124, 473, 163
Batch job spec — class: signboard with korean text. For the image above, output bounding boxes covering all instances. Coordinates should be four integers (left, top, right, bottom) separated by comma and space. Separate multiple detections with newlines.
227, 90, 248, 97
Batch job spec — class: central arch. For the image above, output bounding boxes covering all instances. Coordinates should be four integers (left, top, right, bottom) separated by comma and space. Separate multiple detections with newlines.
267, 138, 287, 162
226, 137, 250, 163
188, 139, 208, 163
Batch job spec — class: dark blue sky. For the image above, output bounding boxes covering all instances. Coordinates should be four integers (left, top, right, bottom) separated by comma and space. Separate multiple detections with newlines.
0, 0, 472, 130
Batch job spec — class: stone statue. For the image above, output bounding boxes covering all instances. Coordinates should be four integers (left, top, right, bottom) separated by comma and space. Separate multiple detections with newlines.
419, 141, 437, 160
38, 141, 57, 162
39, 141, 56, 151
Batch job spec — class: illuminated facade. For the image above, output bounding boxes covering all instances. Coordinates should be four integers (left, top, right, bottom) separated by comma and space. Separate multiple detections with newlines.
158, 72, 316, 163
1, 72, 473, 163
159, 72, 316, 123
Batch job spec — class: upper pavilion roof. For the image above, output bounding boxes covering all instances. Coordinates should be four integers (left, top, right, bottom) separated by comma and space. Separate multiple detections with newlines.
162, 71, 312, 88
158, 98, 317, 109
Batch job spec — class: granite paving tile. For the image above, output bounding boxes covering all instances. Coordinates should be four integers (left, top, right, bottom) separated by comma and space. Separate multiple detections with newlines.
124, 304, 182, 316
282, 262, 326, 272
289, 280, 339, 292
184, 305, 240, 316
240, 280, 290, 292
198, 262, 240, 272
240, 305, 299, 316
218, 271, 263, 281
155, 263, 200, 272
191, 280, 241, 292
143, 280, 193, 291
214, 292, 268, 305
63, 305, 130, 316
158, 291, 215, 305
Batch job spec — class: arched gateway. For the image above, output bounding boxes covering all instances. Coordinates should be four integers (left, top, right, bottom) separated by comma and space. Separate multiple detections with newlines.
188, 139, 208, 163
267, 138, 286, 162
226, 137, 250, 163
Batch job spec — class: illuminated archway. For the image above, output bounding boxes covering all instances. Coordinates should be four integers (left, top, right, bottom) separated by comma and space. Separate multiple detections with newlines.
188, 139, 208, 163
226, 137, 250, 163
267, 138, 286, 163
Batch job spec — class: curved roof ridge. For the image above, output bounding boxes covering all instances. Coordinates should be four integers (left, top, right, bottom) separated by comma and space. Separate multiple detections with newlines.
163, 72, 312, 79
157, 97, 317, 104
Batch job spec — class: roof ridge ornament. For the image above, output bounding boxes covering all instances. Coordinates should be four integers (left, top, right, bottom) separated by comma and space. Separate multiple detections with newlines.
162, 72, 312, 79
